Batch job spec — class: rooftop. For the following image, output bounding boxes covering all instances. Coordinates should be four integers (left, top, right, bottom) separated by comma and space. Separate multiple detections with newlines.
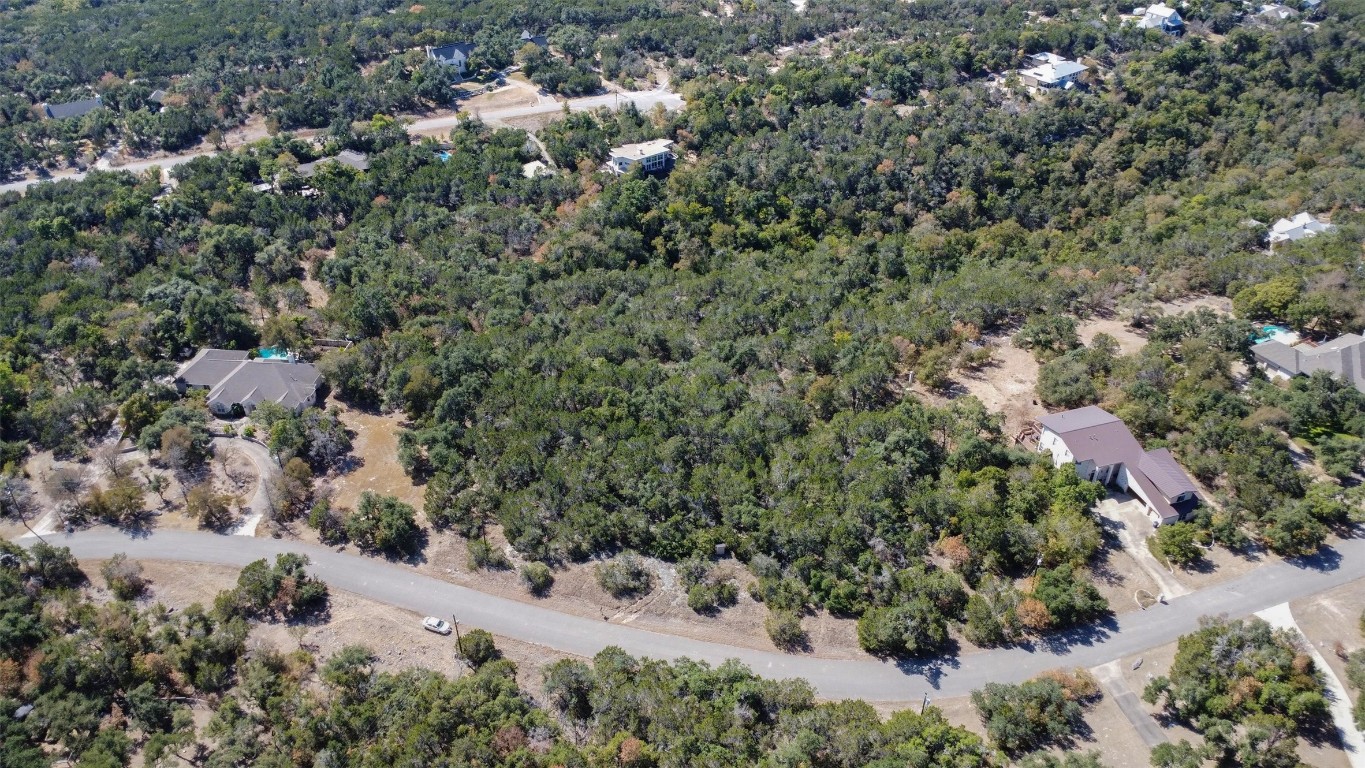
609, 139, 675, 160
1253, 332, 1365, 392
42, 96, 104, 120
176, 349, 321, 412
296, 149, 370, 178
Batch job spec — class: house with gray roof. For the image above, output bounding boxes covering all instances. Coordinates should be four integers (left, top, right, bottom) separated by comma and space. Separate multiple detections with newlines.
426, 42, 476, 75
1017, 53, 1088, 90
1038, 405, 1199, 525
520, 30, 549, 48
41, 96, 104, 121
175, 349, 322, 417
295, 149, 370, 179
1252, 332, 1365, 392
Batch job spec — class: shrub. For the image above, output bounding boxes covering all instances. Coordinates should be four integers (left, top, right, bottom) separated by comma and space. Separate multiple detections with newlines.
1149, 522, 1205, 568
595, 553, 653, 598
217, 554, 328, 620
345, 492, 421, 556
520, 562, 554, 596
972, 679, 1084, 754
308, 498, 347, 545
1032, 564, 1108, 628
100, 554, 147, 600
467, 538, 510, 570
457, 628, 501, 668
856, 600, 951, 657
765, 609, 806, 651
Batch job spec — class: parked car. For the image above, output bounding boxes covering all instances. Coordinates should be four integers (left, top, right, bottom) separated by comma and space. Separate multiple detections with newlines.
422, 616, 452, 635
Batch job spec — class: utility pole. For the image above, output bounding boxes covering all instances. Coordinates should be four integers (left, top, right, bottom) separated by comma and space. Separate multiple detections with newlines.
920, 692, 930, 714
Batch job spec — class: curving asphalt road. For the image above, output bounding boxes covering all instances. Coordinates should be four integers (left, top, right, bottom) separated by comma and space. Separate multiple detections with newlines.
0, 88, 685, 196
19, 526, 1365, 701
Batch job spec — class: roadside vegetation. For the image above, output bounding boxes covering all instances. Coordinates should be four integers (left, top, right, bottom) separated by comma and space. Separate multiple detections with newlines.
1143, 617, 1330, 768
0, 0, 1361, 682
0, 540, 1001, 768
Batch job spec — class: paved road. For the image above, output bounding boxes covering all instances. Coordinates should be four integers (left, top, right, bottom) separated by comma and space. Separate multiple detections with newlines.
1095, 661, 1167, 748
0, 88, 684, 195
21, 526, 1365, 701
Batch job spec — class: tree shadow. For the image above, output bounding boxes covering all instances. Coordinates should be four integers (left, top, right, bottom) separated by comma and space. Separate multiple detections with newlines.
1287, 543, 1341, 573
1036, 614, 1119, 653
893, 647, 962, 690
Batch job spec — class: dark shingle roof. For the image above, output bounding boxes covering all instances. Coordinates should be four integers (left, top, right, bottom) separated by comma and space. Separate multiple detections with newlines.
42, 96, 103, 120
1137, 448, 1197, 499
1251, 340, 1300, 372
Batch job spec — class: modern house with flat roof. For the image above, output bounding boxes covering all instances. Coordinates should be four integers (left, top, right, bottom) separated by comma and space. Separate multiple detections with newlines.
1017, 53, 1088, 89
1038, 406, 1199, 526
608, 139, 675, 174
41, 96, 104, 120
1252, 333, 1365, 392
175, 349, 322, 417
426, 42, 476, 75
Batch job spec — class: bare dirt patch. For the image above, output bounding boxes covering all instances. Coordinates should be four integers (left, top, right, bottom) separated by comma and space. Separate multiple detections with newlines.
460, 84, 542, 114
1292, 576, 1365, 701
413, 528, 871, 660
89, 558, 574, 697
948, 332, 1045, 437
328, 408, 425, 514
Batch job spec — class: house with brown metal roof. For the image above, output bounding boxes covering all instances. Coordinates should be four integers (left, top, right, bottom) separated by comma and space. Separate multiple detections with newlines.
1037, 406, 1199, 526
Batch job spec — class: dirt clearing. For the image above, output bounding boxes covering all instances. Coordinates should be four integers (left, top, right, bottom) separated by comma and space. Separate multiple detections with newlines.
328, 408, 425, 514
82, 558, 574, 696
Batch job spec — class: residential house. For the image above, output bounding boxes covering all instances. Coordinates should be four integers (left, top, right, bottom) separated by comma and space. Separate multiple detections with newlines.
1258, 3, 1298, 20
1037, 406, 1199, 526
519, 30, 549, 48
1133, 3, 1184, 33
174, 349, 322, 417
148, 89, 168, 106
41, 96, 104, 120
1252, 333, 1365, 392
295, 149, 371, 179
426, 42, 476, 75
1268, 212, 1335, 247
608, 139, 675, 174
1016, 53, 1089, 89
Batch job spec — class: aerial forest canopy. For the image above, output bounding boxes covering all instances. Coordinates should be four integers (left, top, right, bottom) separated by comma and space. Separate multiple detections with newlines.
1, 0, 1364, 654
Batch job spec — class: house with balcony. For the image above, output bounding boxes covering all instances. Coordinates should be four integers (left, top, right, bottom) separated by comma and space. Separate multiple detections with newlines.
608, 139, 675, 175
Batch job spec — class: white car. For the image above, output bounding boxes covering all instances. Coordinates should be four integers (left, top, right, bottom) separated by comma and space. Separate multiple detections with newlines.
422, 616, 452, 635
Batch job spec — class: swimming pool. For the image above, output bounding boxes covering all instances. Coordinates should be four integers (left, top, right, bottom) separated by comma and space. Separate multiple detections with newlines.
437, 151, 451, 162
1252, 324, 1298, 345
258, 347, 287, 359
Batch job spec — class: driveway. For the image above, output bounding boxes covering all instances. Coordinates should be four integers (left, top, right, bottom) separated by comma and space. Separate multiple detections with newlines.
1096, 494, 1191, 599
20, 526, 1365, 701
209, 436, 277, 536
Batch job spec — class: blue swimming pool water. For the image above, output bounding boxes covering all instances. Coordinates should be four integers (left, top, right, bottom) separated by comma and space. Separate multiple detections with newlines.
1251, 324, 1290, 344
437, 151, 451, 162
258, 347, 287, 359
